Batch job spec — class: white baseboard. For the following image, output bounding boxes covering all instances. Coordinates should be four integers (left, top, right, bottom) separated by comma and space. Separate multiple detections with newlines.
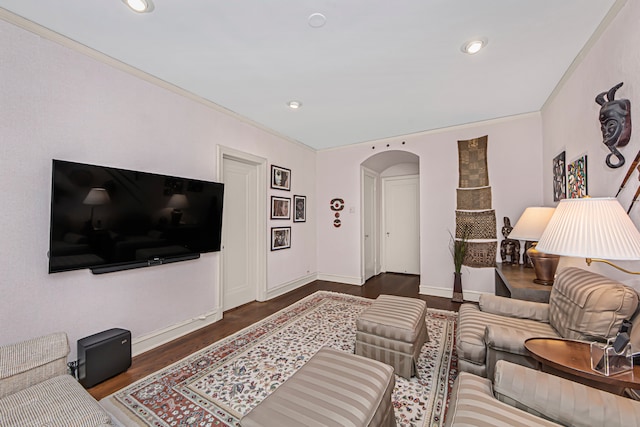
317, 273, 363, 286
132, 273, 318, 357
131, 308, 223, 357
419, 285, 483, 303
265, 273, 318, 300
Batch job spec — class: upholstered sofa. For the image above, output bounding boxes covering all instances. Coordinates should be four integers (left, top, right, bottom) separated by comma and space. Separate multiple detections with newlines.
445, 360, 640, 426
457, 267, 640, 378
0, 332, 114, 426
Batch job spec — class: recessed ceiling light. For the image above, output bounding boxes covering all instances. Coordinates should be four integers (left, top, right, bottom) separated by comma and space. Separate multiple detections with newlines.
308, 13, 327, 28
288, 101, 302, 109
461, 39, 487, 55
122, 0, 154, 13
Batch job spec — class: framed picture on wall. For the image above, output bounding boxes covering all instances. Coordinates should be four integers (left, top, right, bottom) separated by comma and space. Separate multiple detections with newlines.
294, 195, 306, 222
553, 151, 566, 201
271, 227, 291, 250
271, 165, 291, 191
271, 196, 291, 220
567, 154, 588, 198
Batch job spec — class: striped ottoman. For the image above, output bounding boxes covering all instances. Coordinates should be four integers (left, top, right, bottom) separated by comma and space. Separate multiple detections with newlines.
355, 295, 428, 379
241, 347, 396, 427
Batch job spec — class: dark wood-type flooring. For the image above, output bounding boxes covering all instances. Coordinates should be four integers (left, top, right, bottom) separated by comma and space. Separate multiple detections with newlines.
88, 273, 462, 400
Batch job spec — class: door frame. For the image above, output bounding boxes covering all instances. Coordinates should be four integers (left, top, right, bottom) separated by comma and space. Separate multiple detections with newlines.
217, 145, 267, 313
361, 166, 379, 283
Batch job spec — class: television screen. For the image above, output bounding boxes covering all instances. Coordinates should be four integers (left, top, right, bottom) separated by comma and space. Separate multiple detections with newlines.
49, 160, 224, 274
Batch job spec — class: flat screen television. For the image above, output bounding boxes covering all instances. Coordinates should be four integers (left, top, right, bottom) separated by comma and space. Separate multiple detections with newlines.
48, 159, 224, 274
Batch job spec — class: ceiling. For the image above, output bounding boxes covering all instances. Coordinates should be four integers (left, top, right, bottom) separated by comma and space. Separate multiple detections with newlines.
0, 0, 620, 151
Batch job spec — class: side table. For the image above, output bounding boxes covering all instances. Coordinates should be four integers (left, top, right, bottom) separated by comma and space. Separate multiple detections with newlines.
495, 263, 551, 303
525, 337, 640, 396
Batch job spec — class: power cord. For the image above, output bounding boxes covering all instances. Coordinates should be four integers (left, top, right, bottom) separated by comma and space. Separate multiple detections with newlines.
67, 360, 79, 379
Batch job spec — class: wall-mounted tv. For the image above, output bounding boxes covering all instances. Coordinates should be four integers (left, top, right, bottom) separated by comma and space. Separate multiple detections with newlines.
49, 160, 224, 274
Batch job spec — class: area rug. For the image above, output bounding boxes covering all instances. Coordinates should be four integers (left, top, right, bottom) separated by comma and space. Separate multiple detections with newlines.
102, 291, 458, 427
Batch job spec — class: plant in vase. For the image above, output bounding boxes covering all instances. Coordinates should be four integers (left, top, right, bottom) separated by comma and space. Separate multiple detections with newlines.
450, 226, 470, 302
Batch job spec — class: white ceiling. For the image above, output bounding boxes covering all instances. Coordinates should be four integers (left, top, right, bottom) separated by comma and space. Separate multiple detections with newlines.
0, 0, 620, 151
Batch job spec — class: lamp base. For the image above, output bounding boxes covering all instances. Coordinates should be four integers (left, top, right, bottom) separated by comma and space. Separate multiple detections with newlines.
527, 244, 560, 286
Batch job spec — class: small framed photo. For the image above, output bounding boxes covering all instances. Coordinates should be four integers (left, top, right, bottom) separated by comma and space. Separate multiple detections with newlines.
271, 165, 291, 191
271, 196, 291, 220
271, 227, 291, 250
567, 154, 588, 198
553, 151, 566, 202
294, 195, 306, 222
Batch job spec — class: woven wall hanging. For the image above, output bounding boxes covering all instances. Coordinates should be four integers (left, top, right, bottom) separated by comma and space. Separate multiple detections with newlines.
456, 210, 497, 240
456, 135, 496, 268
464, 241, 497, 268
456, 187, 492, 210
458, 135, 489, 188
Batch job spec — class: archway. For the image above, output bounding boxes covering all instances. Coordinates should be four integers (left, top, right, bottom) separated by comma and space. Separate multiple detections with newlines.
361, 150, 420, 282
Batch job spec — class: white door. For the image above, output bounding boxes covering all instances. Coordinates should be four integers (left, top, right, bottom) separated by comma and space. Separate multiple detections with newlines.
363, 170, 377, 281
222, 157, 257, 310
383, 175, 420, 274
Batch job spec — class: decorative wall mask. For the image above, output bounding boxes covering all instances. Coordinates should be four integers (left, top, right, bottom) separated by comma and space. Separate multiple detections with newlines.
595, 82, 632, 168
330, 198, 344, 227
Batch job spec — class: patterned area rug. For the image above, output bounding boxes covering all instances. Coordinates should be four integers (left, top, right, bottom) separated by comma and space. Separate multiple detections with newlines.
102, 291, 458, 427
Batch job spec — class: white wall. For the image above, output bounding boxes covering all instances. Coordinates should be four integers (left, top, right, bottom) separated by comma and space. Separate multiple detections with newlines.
317, 114, 544, 299
0, 18, 317, 357
541, 0, 640, 285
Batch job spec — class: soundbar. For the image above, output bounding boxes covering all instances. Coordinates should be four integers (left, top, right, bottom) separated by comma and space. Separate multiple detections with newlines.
91, 253, 200, 274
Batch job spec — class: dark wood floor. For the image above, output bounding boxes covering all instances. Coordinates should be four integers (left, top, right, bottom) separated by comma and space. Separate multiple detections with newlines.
88, 273, 462, 400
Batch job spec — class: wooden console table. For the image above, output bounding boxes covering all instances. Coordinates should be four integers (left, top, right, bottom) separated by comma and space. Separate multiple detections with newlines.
495, 263, 551, 303
525, 338, 640, 395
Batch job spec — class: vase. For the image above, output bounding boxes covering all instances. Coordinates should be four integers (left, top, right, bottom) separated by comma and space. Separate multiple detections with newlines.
452, 272, 464, 302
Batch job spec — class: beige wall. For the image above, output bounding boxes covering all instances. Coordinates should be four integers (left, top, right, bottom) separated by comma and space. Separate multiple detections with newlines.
0, 17, 317, 357
542, 0, 640, 284
317, 113, 544, 298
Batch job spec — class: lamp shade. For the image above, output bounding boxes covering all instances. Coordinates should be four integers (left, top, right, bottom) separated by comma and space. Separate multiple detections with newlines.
167, 194, 189, 209
536, 197, 640, 260
83, 188, 110, 205
508, 207, 555, 241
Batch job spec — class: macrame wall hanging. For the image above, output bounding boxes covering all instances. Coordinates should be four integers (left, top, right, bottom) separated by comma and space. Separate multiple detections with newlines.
456, 135, 497, 267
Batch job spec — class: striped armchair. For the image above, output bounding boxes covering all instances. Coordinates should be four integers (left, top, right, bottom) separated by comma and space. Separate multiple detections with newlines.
0, 332, 113, 426
457, 267, 640, 378
445, 360, 640, 426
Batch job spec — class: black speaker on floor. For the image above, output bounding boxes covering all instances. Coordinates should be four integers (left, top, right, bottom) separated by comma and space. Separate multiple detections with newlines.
78, 328, 131, 388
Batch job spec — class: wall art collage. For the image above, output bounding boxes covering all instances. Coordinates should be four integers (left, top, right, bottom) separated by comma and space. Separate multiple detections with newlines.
553, 151, 588, 201
270, 165, 306, 250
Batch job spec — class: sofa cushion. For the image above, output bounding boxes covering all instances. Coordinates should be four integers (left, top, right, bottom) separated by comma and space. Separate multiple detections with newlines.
493, 360, 640, 427
549, 267, 639, 340
0, 332, 69, 399
444, 371, 559, 427
0, 374, 113, 427
457, 304, 557, 372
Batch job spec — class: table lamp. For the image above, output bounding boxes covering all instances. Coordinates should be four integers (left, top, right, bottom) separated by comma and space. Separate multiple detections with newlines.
536, 198, 640, 275
508, 207, 558, 284
168, 193, 189, 225
83, 187, 111, 229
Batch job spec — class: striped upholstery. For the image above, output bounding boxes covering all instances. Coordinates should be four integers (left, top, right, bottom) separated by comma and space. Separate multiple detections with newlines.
493, 360, 640, 427
457, 304, 557, 377
479, 294, 549, 322
446, 361, 640, 426
549, 267, 639, 341
457, 267, 640, 378
0, 332, 69, 399
444, 370, 559, 427
0, 333, 114, 426
241, 347, 396, 427
0, 374, 113, 427
356, 295, 428, 378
